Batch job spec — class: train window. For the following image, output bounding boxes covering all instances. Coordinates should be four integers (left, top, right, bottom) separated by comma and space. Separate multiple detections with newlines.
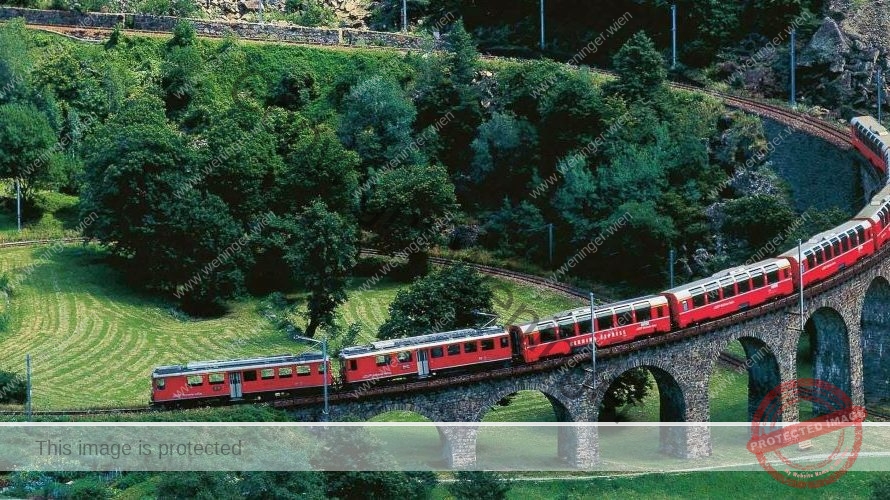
349, 360, 357, 371
580, 318, 593, 334
481, 339, 495, 351
751, 273, 765, 288
397, 351, 412, 362
814, 248, 825, 264
767, 270, 780, 283
447, 344, 461, 356
682, 301, 689, 312
806, 254, 815, 270
431, 347, 444, 358
279, 367, 293, 378
823, 243, 834, 259
706, 285, 720, 303
209, 373, 225, 384
616, 308, 633, 326
540, 327, 558, 343
319, 364, 326, 374
500, 337, 510, 348
525, 334, 537, 346
156, 378, 165, 390
634, 305, 651, 323
721, 281, 735, 299
597, 313, 614, 330
187, 375, 203, 387
464, 342, 478, 353
841, 234, 850, 251
559, 323, 576, 338
858, 227, 866, 243
243, 370, 257, 382
261, 369, 275, 379
691, 292, 706, 308
296, 366, 310, 376
833, 240, 842, 256
737, 277, 751, 294
375, 355, 391, 366
848, 230, 858, 246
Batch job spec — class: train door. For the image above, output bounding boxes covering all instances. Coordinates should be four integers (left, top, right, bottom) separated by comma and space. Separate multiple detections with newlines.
229, 372, 243, 400
417, 349, 430, 378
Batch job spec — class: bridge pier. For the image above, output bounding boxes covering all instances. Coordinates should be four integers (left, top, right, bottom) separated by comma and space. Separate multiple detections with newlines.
438, 426, 478, 468
558, 425, 599, 468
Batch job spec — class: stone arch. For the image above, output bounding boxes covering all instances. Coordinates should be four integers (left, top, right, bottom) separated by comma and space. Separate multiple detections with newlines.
475, 381, 593, 468
594, 364, 686, 423
360, 402, 439, 423
800, 306, 852, 417
861, 276, 890, 405
709, 336, 782, 421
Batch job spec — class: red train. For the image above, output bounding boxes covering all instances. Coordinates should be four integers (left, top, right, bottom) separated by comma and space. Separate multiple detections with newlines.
151, 116, 890, 407
851, 116, 890, 174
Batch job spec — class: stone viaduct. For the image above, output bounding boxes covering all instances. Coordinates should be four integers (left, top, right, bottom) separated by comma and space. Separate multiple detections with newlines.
288, 245, 890, 468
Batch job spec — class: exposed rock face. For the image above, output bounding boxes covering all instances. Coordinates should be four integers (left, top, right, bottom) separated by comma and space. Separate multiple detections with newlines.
801, 1, 890, 113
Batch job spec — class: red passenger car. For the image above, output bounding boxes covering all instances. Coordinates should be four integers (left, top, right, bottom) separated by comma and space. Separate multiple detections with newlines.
510, 295, 671, 363
151, 353, 332, 406
339, 327, 512, 384
855, 185, 890, 251
663, 258, 794, 329
780, 220, 875, 289
851, 116, 890, 174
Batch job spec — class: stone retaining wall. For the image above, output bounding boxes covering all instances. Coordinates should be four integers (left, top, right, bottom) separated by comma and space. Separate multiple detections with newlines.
0, 7, 436, 50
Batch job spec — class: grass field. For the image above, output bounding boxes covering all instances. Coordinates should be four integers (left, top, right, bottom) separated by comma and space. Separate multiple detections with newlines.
0, 191, 83, 243
0, 244, 581, 409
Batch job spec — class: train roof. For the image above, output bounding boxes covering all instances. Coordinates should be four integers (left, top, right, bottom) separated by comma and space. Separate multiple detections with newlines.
339, 326, 506, 359
512, 295, 667, 332
152, 352, 325, 377
852, 116, 890, 137
663, 258, 791, 295
779, 219, 872, 258
855, 185, 890, 221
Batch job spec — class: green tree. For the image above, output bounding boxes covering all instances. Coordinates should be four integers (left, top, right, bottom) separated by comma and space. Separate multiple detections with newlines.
156, 472, 239, 500
200, 103, 284, 223
161, 44, 204, 111
469, 112, 539, 202
870, 473, 890, 500
269, 201, 358, 337
447, 19, 478, 87
609, 31, 667, 100
722, 194, 796, 250
338, 76, 418, 170
0, 19, 32, 105
237, 472, 327, 500
0, 103, 57, 203
378, 264, 493, 339
0, 370, 26, 403
271, 111, 360, 215
447, 471, 511, 500
81, 96, 249, 312
364, 163, 457, 276
600, 368, 654, 421
481, 198, 547, 261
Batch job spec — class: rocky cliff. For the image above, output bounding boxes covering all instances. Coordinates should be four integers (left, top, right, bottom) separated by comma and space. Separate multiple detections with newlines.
199, 0, 372, 27
797, 0, 890, 114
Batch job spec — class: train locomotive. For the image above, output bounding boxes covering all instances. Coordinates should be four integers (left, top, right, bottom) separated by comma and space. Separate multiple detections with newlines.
151, 116, 890, 407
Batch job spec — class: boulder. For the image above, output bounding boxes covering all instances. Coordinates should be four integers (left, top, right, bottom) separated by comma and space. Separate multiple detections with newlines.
800, 17, 849, 72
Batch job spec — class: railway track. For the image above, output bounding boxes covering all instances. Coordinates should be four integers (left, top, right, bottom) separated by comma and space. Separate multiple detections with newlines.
0, 237, 88, 249
359, 248, 602, 302
0, 407, 150, 417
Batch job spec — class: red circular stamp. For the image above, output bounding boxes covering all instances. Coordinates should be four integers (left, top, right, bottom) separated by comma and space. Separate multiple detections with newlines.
747, 378, 865, 488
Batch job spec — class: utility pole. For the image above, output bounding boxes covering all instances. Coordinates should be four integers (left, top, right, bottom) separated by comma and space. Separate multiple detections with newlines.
25, 354, 31, 421
669, 248, 675, 288
401, 0, 407, 32
878, 69, 884, 124
293, 335, 329, 421
16, 178, 21, 232
790, 28, 797, 107
798, 240, 804, 336
589, 292, 596, 390
539, 0, 545, 50
671, 4, 677, 69
548, 223, 554, 265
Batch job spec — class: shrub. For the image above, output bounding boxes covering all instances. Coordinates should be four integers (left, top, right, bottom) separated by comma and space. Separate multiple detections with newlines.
0, 370, 26, 403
